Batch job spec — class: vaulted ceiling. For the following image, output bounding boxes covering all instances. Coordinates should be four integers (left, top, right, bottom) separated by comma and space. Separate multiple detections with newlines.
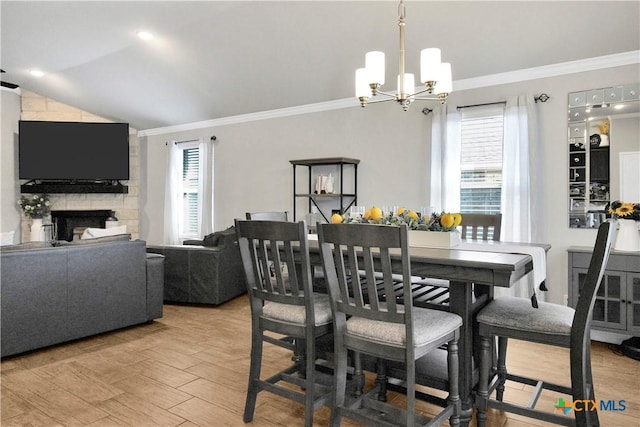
2, 1, 639, 131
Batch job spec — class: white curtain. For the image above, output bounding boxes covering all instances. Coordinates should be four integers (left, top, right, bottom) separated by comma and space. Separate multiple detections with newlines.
496, 94, 542, 298
198, 138, 214, 237
430, 105, 462, 213
430, 95, 542, 299
164, 141, 181, 245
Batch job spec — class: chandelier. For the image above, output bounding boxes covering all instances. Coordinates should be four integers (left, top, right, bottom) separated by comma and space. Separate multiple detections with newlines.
355, 0, 452, 111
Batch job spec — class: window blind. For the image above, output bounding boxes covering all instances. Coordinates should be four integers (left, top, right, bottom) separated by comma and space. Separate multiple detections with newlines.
181, 146, 200, 236
460, 105, 504, 214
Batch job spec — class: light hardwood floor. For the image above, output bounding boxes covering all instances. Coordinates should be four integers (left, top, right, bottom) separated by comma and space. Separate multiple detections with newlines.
2, 295, 638, 426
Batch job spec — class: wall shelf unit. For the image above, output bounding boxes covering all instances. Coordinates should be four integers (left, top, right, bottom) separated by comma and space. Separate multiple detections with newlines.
290, 157, 359, 223
20, 182, 128, 194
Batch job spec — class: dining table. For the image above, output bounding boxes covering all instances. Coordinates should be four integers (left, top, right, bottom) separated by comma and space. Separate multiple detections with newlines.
305, 237, 551, 427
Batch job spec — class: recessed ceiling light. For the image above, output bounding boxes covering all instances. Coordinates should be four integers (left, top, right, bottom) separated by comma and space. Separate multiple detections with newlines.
136, 30, 154, 41
29, 69, 45, 78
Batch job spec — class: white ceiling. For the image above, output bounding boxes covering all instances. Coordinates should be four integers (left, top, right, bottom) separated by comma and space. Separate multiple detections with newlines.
2, 1, 639, 131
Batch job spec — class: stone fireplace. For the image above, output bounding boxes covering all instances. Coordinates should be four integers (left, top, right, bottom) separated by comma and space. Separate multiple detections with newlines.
51, 210, 114, 241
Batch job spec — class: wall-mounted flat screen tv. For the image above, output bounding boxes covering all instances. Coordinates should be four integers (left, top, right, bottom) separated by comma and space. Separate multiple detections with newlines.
19, 120, 130, 181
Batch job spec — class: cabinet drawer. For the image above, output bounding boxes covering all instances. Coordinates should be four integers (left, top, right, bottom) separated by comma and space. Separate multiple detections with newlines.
571, 251, 640, 271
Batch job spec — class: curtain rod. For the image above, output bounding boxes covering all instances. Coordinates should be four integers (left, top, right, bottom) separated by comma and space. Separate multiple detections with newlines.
457, 93, 550, 110
457, 101, 506, 110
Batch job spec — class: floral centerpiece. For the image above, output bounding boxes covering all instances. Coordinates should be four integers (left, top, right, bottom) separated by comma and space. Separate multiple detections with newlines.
18, 194, 51, 219
607, 200, 640, 221
332, 206, 463, 248
607, 200, 640, 252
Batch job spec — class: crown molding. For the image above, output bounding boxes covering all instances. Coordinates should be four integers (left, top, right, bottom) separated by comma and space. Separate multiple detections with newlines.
139, 51, 639, 137
454, 50, 639, 91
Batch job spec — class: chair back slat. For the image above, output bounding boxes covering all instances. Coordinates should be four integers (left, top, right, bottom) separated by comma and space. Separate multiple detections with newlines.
460, 213, 502, 241
319, 223, 411, 327
236, 219, 311, 308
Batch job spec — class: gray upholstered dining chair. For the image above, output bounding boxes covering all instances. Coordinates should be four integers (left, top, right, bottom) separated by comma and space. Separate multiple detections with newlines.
235, 219, 332, 427
476, 219, 617, 427
318, 222, 462, 427
245, 211, 289, 221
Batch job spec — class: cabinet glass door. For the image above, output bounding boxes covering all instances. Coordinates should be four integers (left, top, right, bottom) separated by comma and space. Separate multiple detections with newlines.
578, 269, 625, 330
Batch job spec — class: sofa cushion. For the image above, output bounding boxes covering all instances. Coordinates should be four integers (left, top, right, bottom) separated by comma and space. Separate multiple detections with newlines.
202, 232, 221, 247
56, 234, 132, 246
81, 225, 127, 239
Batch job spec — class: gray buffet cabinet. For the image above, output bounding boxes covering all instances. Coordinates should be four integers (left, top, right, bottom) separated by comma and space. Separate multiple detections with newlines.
568, 247, 640, 334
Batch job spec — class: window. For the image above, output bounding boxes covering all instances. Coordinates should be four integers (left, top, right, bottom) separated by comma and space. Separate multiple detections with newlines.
459, 105, 504, 214
177, 141, 201, 240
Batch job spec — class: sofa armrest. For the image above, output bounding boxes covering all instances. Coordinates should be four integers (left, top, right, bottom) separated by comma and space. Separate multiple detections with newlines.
183, 239, 204, 246
146, 253, 165, 320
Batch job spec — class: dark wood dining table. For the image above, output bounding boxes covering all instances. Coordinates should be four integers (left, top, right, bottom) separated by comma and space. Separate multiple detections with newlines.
306, 238, 551, 427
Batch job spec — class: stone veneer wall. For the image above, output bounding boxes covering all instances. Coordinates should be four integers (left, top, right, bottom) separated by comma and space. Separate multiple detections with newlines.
20, 90, 139, 240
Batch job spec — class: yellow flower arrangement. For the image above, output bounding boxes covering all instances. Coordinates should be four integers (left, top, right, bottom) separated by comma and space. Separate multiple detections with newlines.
608, 200, 640, 221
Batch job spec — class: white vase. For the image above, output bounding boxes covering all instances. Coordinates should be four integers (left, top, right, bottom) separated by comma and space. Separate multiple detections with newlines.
614, 220, 640, 252
29, 218, 45, 242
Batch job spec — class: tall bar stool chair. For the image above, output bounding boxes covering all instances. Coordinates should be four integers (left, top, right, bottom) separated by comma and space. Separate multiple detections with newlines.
476, 219, 617, 427
235, 219, 332, 427
318, 222, 462, 427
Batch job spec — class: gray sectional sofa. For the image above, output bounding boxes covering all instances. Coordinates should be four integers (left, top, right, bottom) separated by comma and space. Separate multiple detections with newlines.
146, 226, 246, 305
1, 237, 164, 357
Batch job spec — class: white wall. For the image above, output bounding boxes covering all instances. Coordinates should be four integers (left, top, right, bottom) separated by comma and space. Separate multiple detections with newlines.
141, 64, 639, 307
1, 89, 22, 242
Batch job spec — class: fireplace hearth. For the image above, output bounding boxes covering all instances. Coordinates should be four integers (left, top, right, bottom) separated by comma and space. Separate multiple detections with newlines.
51, 210, 113, 241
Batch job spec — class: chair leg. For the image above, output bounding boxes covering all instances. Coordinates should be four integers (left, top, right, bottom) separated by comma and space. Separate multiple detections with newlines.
303, 337, 316, 427
243, 329, 264, 422
331, 342, 348, 427
353, 351, 364, 396
375, 358, 388, 402
476, 335, 491, 427
496, 336, 508, 401
406, 357, 416, 427
448, 338, 461, 427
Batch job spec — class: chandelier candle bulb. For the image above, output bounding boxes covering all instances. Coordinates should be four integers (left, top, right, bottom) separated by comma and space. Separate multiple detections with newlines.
397, 73, 416, 101
365, 51, 385, 87
355, 68, 370, 99
435, 63, 453, 96
420, 48, 441, 85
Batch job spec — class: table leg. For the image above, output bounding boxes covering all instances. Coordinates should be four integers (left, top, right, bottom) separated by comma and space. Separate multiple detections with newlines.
449, 280, 474, 427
